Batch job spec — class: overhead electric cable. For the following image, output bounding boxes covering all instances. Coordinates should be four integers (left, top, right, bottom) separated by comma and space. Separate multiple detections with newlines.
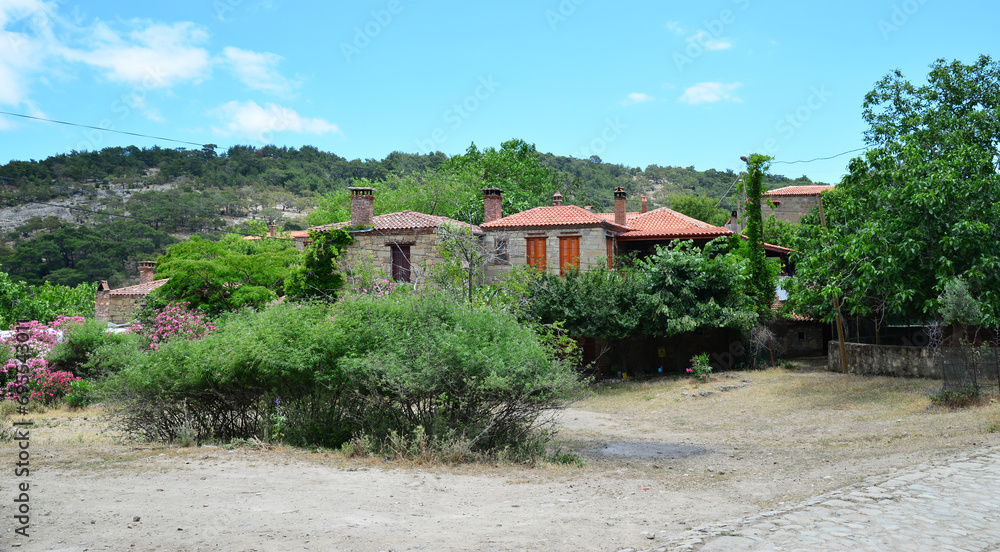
772, 146, 869, 165
0, 110, 210, 149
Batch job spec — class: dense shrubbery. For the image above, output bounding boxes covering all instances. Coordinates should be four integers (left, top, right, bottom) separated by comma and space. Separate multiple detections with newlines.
94, 295, 579, 460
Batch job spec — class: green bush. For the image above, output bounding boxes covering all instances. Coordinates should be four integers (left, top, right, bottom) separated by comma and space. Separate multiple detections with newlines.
47, 320, 132, 378
65, 380, 94, 408
929, 384, 982, 409
96, 295, 580, 459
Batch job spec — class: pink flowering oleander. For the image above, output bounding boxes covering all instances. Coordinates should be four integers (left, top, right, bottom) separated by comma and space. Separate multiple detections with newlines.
1, 317, 85, 404
131, 302, 215, 351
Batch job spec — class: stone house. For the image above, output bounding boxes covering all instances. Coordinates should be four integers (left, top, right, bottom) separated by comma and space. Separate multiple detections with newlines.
306, 187, 484, 285
95, 261, 168, 324
481, 186, 736, 277
761, 185, 834, 224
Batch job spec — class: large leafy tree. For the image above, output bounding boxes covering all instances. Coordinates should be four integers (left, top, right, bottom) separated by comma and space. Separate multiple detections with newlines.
152, 234, 301, 315
787, 56, 1000, 327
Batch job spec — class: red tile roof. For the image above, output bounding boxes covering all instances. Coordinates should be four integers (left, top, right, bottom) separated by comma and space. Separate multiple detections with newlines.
311, 210, 484, 235
773, 299, 812, 322
764, 185, 834, 196
109, 278, 169, 298
615, 207, 732, 241
480, 205, 630, 232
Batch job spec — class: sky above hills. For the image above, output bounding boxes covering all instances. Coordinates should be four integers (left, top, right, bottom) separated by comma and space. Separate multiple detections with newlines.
0, 0, 994, 184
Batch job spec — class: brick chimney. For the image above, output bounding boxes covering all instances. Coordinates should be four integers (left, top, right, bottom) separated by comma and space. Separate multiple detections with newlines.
552, 191, 563, 206
268, 221, 277, 237
614, 187, 627, 226
95, 281, 111, 323
348, 187, 375, 228
641, 196, 647, 214
483, 188, 503, 223
138, 261, 156, 285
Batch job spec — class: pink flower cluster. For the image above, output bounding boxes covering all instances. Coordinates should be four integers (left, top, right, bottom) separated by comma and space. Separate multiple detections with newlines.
3, 358, 79, 404
2, 317, 85, 404
130, 302, 216, 350
350, 278, 398, 298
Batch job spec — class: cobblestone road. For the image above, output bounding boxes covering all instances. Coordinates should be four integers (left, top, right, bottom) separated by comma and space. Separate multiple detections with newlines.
644, 445, 1000, 552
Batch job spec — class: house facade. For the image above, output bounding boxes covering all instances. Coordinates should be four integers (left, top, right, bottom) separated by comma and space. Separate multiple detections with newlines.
307, 187, 484, 285
761, 185, 834, 224
95, 261, 168, 324
481, 186, 735, 276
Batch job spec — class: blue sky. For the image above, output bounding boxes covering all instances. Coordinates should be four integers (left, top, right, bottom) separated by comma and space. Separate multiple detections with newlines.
0, 0, 994, 184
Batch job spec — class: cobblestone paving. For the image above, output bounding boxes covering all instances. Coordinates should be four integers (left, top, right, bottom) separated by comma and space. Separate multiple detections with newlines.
631, 445, 1000, 552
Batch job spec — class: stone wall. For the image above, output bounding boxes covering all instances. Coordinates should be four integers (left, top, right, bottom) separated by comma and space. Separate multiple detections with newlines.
106, 296, 147, 325
827, 342, 1000, 378
763, 195, 821, 224
772, 320, 825, 357
485, 226, 613, 279
340, 228, 451, 286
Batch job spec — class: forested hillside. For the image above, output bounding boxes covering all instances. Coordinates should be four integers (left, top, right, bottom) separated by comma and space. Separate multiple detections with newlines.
0, 141, 825, 287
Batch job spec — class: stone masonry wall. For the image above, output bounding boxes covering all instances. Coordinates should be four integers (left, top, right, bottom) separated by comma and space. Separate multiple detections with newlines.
827, 342, 1000, 378
763, 195, 822, 224
340, 229, 450, 286
107, 296, 146, 325
484, 227, 612, 279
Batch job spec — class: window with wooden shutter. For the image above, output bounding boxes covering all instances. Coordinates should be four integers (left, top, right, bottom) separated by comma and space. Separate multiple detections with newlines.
606, 237, 614, 269
390, 244, 411, 282
525, 237, 546, 271
559, 236, 580, 276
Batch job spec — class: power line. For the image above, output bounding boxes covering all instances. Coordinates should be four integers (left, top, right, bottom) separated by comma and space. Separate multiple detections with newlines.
772, 146, 869, 165
0, 110, 210, 149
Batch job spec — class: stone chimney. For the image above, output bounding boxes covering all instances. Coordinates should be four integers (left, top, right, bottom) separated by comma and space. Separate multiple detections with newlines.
552, 191, 563, 206
138, 261, 157, 285
483, 188, 504, 223
95, 281, 111, 323
348, 187, 375, 228
641, 196, 647, 214
268, 221, 277, 237
614, 187, 627, 226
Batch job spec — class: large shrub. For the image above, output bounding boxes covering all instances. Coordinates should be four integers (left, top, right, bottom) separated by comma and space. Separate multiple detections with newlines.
96, 295, 579, 458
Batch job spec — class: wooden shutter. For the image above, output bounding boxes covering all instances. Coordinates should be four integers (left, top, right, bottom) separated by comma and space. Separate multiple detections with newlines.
526, 237, 546, 271
606, 237, 614, 269
390, 245, 411, 282
559, 236, 580, 276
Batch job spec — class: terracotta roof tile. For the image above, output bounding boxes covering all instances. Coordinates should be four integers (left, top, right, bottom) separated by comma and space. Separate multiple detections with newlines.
615, 207, 732, 241
109, 278, 169, 298
764, 185, 834, 196
773, 299, 812, 322
480, 205, 630, 231
311, 210, 483, 235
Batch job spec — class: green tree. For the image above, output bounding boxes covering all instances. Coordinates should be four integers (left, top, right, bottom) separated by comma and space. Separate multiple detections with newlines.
668, 194, 729, 226
284, 229, 353, 301
152, 234, 301, 315
788, 56, 1000, 327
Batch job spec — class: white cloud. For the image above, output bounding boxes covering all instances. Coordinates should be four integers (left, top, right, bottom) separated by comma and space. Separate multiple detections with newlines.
62, 21, 212, 88
210, 100, 341, 142
678, 82, 743, 105
0, 0, 55, 109
220, 47, 297, 97
621, 92, 655, 106
688, 30, 732, 51
666, 21, 684, 35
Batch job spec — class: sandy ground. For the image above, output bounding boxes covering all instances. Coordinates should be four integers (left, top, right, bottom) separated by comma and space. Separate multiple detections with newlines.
3, 364, 999, 552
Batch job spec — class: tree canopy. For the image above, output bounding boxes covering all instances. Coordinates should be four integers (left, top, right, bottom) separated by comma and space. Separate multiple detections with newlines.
152, 234, 301, 315
787, 56, 1000, 327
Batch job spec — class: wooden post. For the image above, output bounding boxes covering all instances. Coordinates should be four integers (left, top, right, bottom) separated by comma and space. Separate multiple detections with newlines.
818, 196, 849, 374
